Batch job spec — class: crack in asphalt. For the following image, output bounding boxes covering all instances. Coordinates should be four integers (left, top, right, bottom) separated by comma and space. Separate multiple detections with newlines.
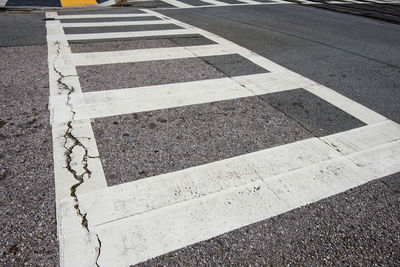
53, 41, 102, 266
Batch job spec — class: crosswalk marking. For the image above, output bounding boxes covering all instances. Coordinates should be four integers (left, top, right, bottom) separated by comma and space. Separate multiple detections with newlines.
57, 120, 400, 236
71, 44, 234, 65
61, 20, 173, 28
160, 0, 194, 7
50, 73, 316, 123
200, 0, 230, 5
61, 28, 196, 40
130, 0, 400, 9
61, 134, 400, 266
56, 13, 152, 19
46, 7, 400, 267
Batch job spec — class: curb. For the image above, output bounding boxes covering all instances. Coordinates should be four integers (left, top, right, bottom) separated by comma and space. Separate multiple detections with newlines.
0, 0, 123, 11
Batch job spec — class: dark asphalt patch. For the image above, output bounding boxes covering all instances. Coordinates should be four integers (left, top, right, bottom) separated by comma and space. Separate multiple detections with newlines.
381, 171, 400, 192
0, 13, 46, 47
201, 54, 269, 77
77, 56, 225, 92
217, 0, 244, 4
60, 16, 162, 23
92, 95, 312, 186
169, 35, 216, 46
261, 88, 365, 136
118, 0, 175, 8
70, 38, 177, 53
136, 174, 400, 266
0, 45, 58, 265
174, 0, 210, 6
63, 24, 183, 34
6, 0, 60, 7
69, 35, 215, 53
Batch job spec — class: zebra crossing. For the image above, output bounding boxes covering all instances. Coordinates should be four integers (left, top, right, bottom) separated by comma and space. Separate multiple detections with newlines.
120, 0, 400, 9
46, 8, 400, 267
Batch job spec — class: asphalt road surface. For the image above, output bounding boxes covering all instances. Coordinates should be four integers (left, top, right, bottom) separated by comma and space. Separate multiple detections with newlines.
0, 2, 399, 266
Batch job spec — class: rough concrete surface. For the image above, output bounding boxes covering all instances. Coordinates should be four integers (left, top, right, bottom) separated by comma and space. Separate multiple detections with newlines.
0, 45, 58, 266
69, 35, 215, 53
92, 95, 313, 186
78, 56, 226, 91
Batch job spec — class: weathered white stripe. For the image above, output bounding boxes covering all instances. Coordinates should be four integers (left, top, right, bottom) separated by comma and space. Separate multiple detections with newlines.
154, 2, 290, 10
200, 0, 230, 5
61, 19, 173, 28
59, 124, 400, 266
47, 12, 107, 267
57, 120, 400, 236
46, 19, 107, 200
322, 120, 400, 155
161, 0, 194, 7
55, 13, 152, 20
72, 44, 234, 66
236, 0, 262, 4
50, 72, 313, 123
62, 28, 197, 41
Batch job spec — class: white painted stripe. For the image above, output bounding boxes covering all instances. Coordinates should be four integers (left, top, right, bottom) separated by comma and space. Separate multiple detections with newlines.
59, 137, 340, 235
46, 19, 107, 201
322, 120, 400, 155
161, 0, 194, 7
47, 13, 107, 267
55, 13, 153, 20
235, 0, 262, 3
60, 133, 400, 266
72, 44, 233, 66
50, 72, 314, 123
154, 2, 290, 10
62, 28, 197, 41
58, 120, 400, 236
61, 20, 173, 28
200, 0, 230, 5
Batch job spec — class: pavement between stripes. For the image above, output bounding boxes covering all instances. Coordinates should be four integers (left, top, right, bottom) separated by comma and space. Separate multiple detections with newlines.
45, 7, 400, 266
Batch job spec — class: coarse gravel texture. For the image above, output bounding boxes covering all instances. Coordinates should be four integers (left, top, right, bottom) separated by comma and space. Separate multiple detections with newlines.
69, 35, 215, 53
92, 95, 313, 186
171, 0, 210, 6
136, 173, 400, 266
77, 56, 226, 92
0, 45, 58, 265
63, 23, 183, 35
